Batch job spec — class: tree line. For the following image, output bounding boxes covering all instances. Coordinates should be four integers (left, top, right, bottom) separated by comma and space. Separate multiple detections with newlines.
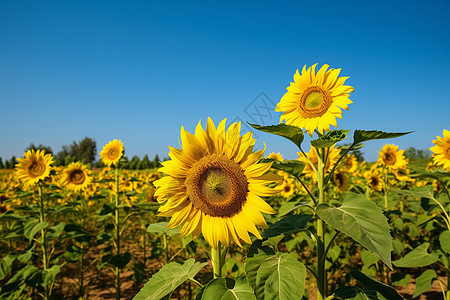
0, 137, 164, 170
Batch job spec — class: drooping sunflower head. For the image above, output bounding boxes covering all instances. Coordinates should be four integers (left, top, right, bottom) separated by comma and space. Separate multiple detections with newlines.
333, 169, 349, 193
430, 129, 450, 171
100, 139, 124, 167
343, 154, 358, 173
62, 162, 92, 192
377, 144, 407, 169
275, 64, 354, 136
154, 118, 280, 249
267, 152, 284, 161
15, 149, 53, 187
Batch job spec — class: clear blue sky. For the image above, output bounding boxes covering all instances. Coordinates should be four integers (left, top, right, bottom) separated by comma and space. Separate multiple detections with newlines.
1, 0, 449, 162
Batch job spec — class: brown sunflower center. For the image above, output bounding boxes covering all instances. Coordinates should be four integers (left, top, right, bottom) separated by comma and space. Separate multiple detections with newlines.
370, 176, 379, 187
299, 86, 332, 117
186, 154, 248, 217
444, 145, 450, 159
384, 152, 397, 165
283, 184, 291, 193
27, 161, 46, 178
69, 170, 86, 185
108, 148, 119, 159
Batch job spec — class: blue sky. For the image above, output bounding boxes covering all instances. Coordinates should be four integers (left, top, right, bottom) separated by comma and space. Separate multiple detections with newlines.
1, 0, 449, 162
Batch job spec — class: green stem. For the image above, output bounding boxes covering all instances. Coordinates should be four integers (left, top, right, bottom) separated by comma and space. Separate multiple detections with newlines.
383, 168, 388, 209
114, 166, 121, 300
316, 148, 326, 300
163, 234, 168, 264
211, 245, 223, 278
79, 192, 85, 298
38, 184, 49, 300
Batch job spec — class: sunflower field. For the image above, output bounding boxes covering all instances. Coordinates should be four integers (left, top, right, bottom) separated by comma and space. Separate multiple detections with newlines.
1, 64, 450, 300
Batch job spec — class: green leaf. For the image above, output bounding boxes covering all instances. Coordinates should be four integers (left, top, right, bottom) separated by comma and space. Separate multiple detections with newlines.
133, 259, 207, 300
316, 193, 393, 268
104, 252, 131, 269
390, 273, 411, 287
262, 214, 312, 238
334, 286, 369, 300
310, 129, 350, 149
259, 253, 306, 300
440, 231, 450, 254
413, 269, 437, 298
352, 130, 411, 146
147, 222, 180, 237
350, 270, 403, 300
249, 123, 304, 149
24, 221, 48, 241
0, 254, 16, 280
261, 159, 305, 179
200, 276, 256, 300
392, 243, 438, 268
46, 222, 65, 240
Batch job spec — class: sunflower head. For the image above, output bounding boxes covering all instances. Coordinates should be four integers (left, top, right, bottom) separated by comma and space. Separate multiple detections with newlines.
377, 144, 407, 169
430, 129, 450, 171
297, 145, 341, 179
267, 152, 284, 161
15, 149, 53, 187
365, 170, 383, 192
333, 169, 349, 193
275, 64, 354, 137
62, 162, 92, 192
280, 178, 295, 198
100, 139, 124, 167
154, 118, 280, 249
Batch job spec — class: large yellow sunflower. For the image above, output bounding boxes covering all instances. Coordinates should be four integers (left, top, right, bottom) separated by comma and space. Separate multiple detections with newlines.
275, 64, 354, 136
100, 139, 124, 166
430, 129, 450, 171
297, 146, 340, 179
153, 118, 280, 249
377, 144, 407, 169
15, 149, 53, 187
61, 162, 92, 192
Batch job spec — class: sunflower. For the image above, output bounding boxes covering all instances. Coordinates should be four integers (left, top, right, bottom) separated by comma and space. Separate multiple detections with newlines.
280, 177, 295, 198
378, 144, 407, 170
61, 162, 92, 192
430, 129, 450, 171
342, 154, 358, 173
100, 139, 124, 166
275, 64, 354, 136
394, 166, 411, 182
297, 146, 340, 179
333, 169, 348, 193
365, 170, 383, 192
15, 149, 53, 187
154, 118, 280, 249
267, 152, 284, 161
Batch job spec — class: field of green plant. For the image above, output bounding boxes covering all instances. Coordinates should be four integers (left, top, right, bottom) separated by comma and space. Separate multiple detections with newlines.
1, 64, 450, 300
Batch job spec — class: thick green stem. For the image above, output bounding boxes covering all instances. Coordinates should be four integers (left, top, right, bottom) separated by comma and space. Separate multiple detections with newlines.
211, 245, 223, 278
383, 168, 388, 209
316, 149, 327, 300
114, 166, 121, 300
163, 234, 168, 264
79, 192, 85, 298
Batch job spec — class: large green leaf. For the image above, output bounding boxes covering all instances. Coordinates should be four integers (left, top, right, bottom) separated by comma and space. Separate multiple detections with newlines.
316, 193, 393, 268
440, 231, 450, 254
24, 221, 48, 242
200, 276, 256, 300
334, 286, 369, 300
133, 259, 207, 300
262, 214, 312, 238
413, 269, 437, 298
310, 129, 350, 149
392, 243, 438, 268
390, 273, 411, 287
249, 123, 304, 149
350, 271, 403, 300
352, 130, 411, 146
260, 159, 305, 179
0, 254, 16, 281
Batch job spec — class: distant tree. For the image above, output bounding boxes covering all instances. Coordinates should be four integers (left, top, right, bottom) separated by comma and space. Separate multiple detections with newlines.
9, 156, 17, 168
55, 145, 71, 166
5, 160, 10, 169
0, 157, 3, 169
152, 154, 161, 169
71, 137, 96, 164
129, 155, 140, 170
64, 155, 76, 166
25, 143, 53, 155
404, 147, 432, 160
340, 144, 365, 162
141, 154, 151, 169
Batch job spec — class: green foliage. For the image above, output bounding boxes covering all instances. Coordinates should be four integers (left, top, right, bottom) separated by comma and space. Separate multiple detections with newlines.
260, 159, 305, 179
404, 147, 432, 160
249, 123, 304, 149
198, 276, 256, 300
262, 214, 312, 238
310, 129, 350, 149
133, 259, 207, 300
25, 143, 53, 155
316, 193, 393, 268
392, 243, 438, 268
413, 269, 437, 298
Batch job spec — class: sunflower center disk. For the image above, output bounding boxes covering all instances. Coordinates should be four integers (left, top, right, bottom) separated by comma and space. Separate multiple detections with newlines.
70, 170, 86, 185
186, 154, 248, 217
300, 87, 331, 117
384, 153, 397, 165
109, 149, 118, 159
28, 162, 45, 178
